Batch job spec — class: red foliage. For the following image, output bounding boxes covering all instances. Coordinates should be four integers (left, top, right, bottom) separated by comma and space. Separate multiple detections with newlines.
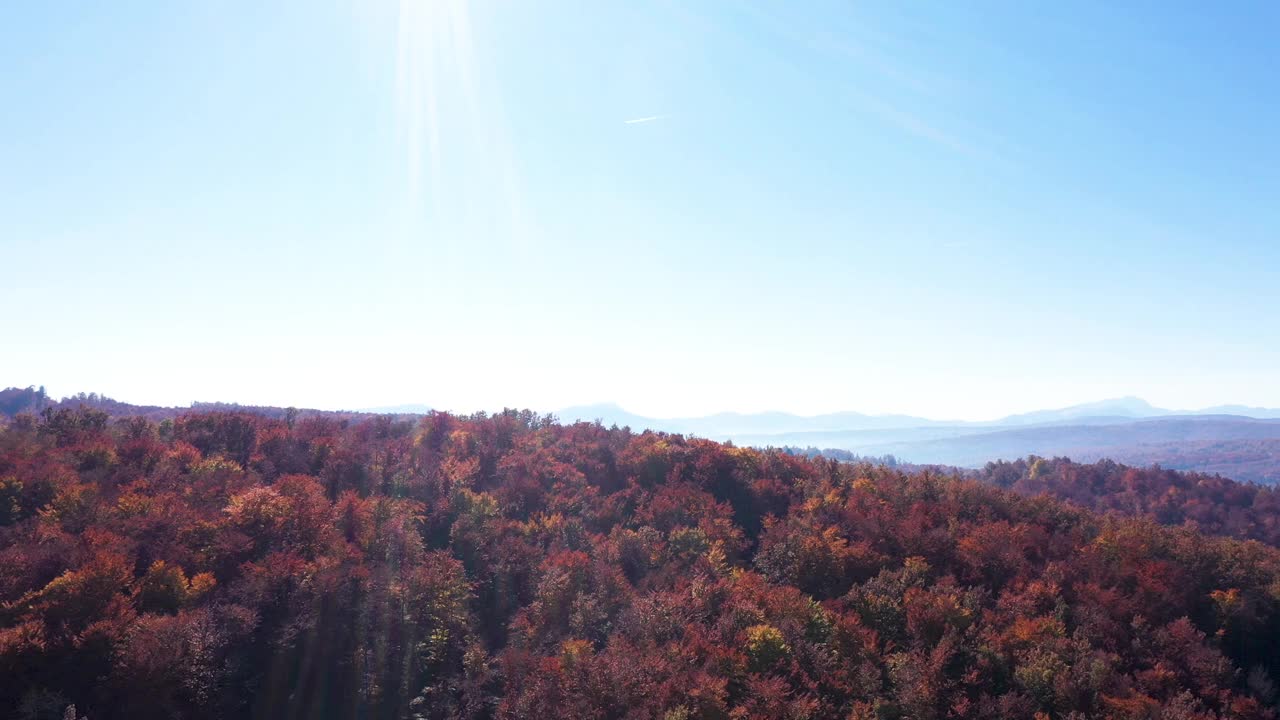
0, 410, 1278, 719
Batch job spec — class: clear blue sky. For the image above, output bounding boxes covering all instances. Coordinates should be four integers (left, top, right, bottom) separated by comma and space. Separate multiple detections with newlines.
3, 1, 1278, 419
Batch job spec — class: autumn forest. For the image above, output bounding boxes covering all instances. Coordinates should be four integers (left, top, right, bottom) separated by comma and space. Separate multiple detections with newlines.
3, 399, 1280, 719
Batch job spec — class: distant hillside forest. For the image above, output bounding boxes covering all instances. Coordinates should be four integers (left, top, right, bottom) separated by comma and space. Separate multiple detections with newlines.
0, 386, 357, 423
8, 387, 1280, 486
789, 448, 1280, 549
5, 405, 1280, 719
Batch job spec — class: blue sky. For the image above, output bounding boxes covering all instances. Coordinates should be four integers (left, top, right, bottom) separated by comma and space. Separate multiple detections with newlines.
3, 0, 1278, 419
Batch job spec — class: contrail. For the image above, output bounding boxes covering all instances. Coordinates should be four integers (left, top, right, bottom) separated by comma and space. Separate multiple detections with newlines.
624, 114, 669, 125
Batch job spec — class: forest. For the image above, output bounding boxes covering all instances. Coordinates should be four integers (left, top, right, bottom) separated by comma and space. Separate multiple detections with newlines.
4, 405, 1280, 719
976, 457, 1280, 548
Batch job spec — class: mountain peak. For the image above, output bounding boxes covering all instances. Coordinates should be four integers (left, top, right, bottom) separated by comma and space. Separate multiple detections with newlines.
994, 397, 1165, 426
1082, 396, 1161, 414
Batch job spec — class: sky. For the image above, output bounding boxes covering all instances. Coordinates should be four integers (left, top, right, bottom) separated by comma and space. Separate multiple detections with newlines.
2, 0, 1278, 420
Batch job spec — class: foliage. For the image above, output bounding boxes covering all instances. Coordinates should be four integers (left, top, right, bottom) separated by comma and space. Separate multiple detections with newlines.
1, 410, 1280, 718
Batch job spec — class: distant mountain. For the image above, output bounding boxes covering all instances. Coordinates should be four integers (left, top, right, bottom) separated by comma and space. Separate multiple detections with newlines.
555, 404, 944, 436
991, 396, 1166, 426
556, 402, 655, 429
555, 397, 1280, 437
862, 415, 1280, 465
988, 397, 1280, 425
1192, 404, 1280, 419
730, 416, 1280, 484
694, 410, 947, 434
550, 398, 1280, 484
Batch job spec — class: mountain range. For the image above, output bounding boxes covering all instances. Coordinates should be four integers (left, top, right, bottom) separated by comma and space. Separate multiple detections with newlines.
555, 396, 1280, 433
553, 398, 1280, 483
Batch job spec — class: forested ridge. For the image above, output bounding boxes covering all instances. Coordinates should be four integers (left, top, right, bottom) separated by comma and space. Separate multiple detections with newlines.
4, 406, 1280, 719
977, 457, 1280, 548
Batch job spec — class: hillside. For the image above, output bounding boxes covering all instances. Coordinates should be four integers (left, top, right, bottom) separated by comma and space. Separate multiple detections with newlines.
4, 407, 1280, 718
851, 417, 1280, 482
566, 400, 1280, 484
975, 456, 1280, 547
0, 386, 388, 423
735, 418, 1280, 484
12, 388, 1279, 485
